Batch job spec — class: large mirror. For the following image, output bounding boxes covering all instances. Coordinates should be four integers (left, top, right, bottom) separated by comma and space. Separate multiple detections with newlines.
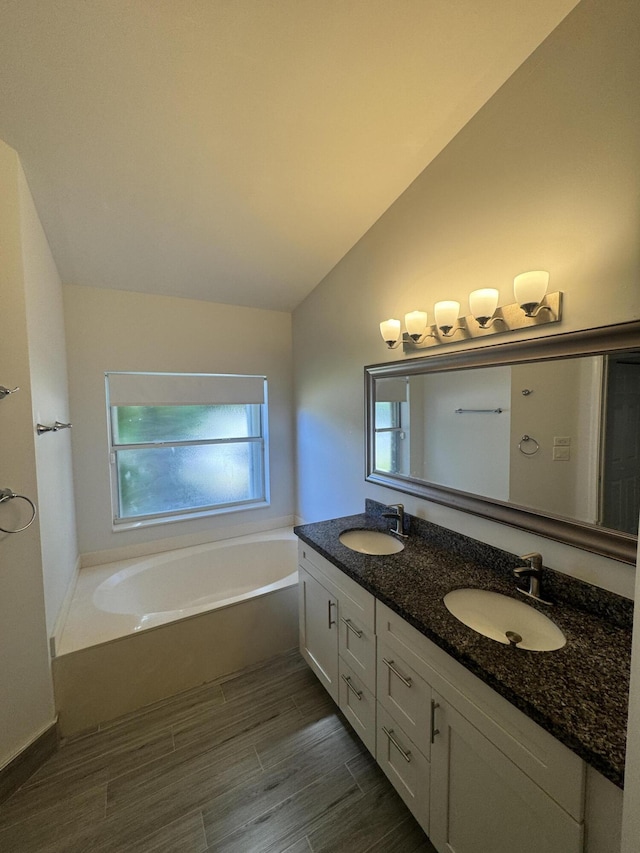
366, 321, 640, 564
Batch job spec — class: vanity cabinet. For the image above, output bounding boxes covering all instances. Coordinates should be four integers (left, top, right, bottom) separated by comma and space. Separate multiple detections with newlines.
377, 601, 585, 853
298, 545, 587, 853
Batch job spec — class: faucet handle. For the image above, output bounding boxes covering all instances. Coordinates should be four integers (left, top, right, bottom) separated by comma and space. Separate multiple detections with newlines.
519, 552, 542, 571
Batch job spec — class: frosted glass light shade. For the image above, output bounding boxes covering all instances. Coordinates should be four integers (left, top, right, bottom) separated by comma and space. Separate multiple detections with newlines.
434, 300, 460, 331
514, 271, 549, 309
380, 318, 401, 345
469, 288, 499, 324
405, 310, 428, 340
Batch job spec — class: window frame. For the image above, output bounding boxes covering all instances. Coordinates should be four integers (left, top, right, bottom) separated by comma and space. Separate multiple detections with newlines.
105, 372, 270, 530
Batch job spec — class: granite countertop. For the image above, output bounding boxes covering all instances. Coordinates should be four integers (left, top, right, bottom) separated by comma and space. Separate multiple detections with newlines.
294, 504, 632, 789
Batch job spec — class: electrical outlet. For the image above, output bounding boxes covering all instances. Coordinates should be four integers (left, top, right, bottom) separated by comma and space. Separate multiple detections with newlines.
553, 446, 570, 461
554, 436, 571, 446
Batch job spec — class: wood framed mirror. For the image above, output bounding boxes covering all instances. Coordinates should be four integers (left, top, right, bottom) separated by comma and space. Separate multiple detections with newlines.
365, 320, 640, 564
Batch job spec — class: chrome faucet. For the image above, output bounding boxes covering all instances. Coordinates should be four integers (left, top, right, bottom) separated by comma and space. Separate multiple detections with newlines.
514, 553, 551, 604
382, 503, 408, 538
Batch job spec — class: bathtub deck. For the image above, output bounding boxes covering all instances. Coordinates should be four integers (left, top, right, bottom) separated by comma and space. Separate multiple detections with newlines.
0, 651, 434, 852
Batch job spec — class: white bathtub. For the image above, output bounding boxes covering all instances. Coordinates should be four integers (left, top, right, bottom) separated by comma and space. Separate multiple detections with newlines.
58, 527, 298, 655
54, 527, 300, 735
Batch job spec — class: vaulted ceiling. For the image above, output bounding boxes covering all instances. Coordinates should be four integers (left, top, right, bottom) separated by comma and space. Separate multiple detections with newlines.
0, 0, 579, 310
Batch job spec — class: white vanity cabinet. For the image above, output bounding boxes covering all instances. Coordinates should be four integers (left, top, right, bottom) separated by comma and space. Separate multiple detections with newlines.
298, 544, 377, 752
377, 601, 585, 853
298, 544, 591, 853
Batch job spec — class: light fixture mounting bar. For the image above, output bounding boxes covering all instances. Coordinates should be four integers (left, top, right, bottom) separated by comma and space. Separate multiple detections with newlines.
403, 292, 562, 353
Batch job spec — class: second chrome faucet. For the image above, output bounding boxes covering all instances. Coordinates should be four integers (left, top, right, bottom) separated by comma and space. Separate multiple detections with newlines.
514, 552, 551, 605
382, 503, 409, 539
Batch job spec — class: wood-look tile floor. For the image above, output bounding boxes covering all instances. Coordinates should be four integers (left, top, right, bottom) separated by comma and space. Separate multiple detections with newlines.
0, 650, 436, 853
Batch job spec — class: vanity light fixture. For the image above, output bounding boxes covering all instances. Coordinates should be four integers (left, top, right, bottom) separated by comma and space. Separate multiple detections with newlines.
379, 269, 562, 353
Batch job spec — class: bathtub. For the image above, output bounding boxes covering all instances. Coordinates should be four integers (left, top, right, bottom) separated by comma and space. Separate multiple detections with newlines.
53, 527, 299, 735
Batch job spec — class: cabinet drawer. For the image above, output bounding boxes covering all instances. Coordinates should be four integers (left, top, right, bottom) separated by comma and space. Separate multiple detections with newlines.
299, 542, 375, 631
376, 703, 430, 835
377, 639, 432, 758
339, 658, 376, 757
377, 601, 586, 820
339, 597, 376, 693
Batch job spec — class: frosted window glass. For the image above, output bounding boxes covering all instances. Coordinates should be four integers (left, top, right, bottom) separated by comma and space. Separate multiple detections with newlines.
116, 443, 263, 519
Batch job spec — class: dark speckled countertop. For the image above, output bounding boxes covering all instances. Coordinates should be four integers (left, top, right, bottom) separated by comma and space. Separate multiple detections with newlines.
294, 501, 632, 789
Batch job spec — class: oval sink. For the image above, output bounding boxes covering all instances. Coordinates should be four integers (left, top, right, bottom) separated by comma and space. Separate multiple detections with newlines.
339, 529, 405, 555
443, 588, 566, 651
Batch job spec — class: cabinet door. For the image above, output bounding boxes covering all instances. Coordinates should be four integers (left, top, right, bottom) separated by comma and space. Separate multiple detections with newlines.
429, 692, 583, 853
298, 566, 339, 702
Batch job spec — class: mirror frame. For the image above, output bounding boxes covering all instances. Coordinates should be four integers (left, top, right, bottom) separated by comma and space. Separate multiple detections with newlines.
365, 319, 640, 564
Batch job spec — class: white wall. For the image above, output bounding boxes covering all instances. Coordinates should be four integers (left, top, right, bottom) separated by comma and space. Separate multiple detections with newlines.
63, 285, 295, 560
293, 0, 640, 599
19, 168, 78, 637
0, 139, 56, 770
509, 359, 594, 520
422, 367, 511, 500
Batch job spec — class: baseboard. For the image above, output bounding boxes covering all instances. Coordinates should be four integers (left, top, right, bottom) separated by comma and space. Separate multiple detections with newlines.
0, 722, 59, 805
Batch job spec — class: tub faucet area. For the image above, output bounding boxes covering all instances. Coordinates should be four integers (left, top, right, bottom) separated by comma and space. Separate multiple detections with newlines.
383, 503, 408, 538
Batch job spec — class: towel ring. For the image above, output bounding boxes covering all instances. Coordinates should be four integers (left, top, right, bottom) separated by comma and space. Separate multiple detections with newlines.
0, 489, 37, 533
518, 435, 540, 456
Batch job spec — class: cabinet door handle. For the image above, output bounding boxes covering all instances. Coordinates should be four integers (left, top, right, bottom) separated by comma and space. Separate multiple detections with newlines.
328, 600, 336, 628
382, 657, 412, 688
430, 699, 440, 744
341, 674, 363, 701
382, 726, 412, 763
340, 617, 363, 638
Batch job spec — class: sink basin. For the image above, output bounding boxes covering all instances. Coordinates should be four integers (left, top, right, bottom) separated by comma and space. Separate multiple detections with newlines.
339, 529, 405, 555
443, 588, 566, 651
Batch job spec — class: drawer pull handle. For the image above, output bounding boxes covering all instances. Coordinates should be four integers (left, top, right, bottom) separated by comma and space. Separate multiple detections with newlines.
431, 700, 440, 744
340, 617, 363, 638
328, 600, 336, 628
341, 674, 363, 701
382, 726, 412, 763
382, 657, 412, 688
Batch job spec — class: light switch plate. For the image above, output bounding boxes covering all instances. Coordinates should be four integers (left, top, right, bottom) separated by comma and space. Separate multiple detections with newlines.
553, 446, 570, 461
554, 436, 571, 446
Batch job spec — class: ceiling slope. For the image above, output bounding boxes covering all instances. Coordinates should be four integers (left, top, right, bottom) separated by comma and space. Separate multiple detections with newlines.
0, 0, 579, 310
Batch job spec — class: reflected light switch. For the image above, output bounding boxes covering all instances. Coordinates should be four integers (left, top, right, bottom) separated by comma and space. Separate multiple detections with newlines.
553, 446, 570, 461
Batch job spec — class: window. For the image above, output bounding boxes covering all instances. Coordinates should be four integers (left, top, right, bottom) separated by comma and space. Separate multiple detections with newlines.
106, 372, 269, 527
373, 377, 409, 476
